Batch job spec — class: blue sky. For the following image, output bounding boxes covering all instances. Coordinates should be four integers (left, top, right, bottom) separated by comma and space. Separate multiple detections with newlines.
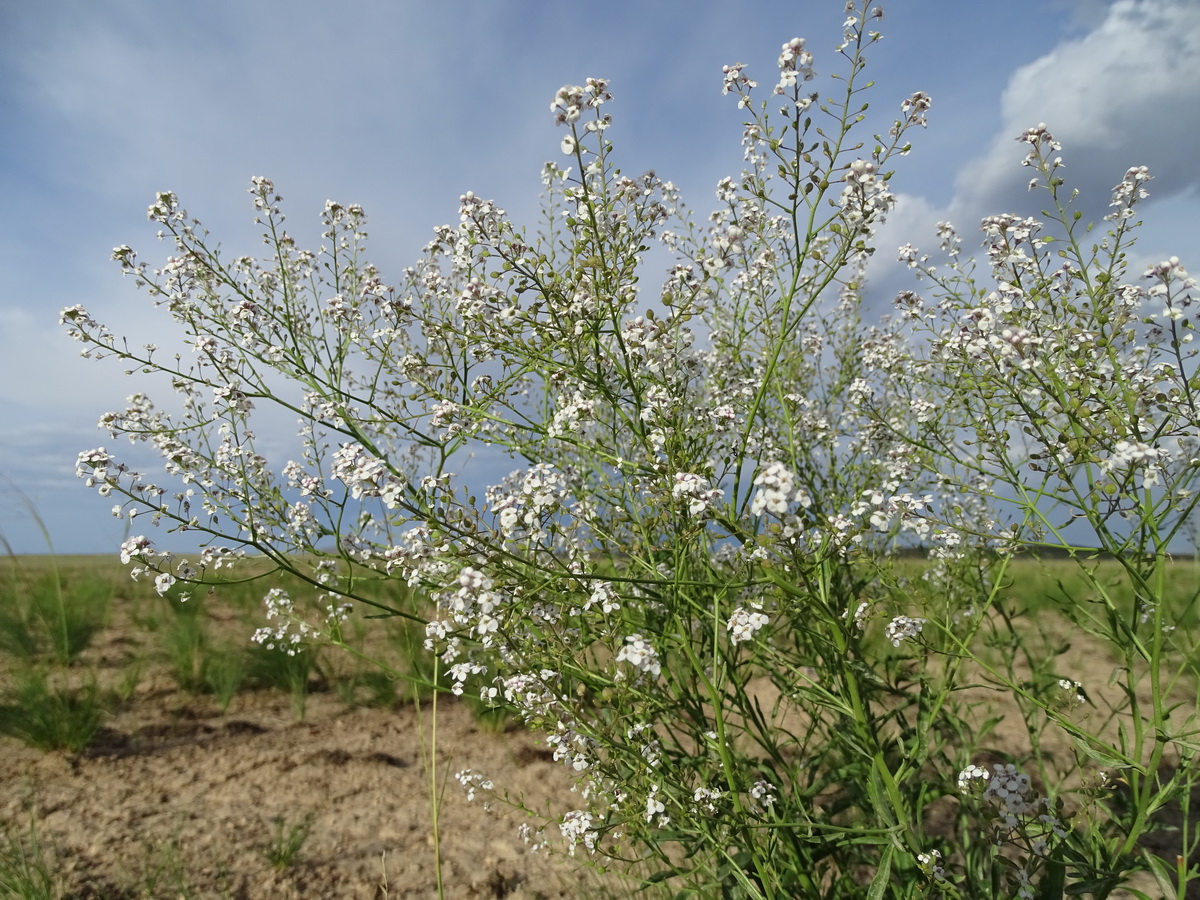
2, 0, 1198, 554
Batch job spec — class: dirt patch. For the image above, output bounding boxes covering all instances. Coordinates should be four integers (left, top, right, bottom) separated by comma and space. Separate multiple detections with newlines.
2, 557, 1197, 897
3, 684, 600, 899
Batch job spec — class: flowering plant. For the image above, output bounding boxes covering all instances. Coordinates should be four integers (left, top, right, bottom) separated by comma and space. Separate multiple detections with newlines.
63, 2, 1198, 896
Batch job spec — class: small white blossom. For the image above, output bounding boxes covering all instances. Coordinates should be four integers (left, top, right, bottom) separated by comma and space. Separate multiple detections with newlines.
884, 615, 926, 647
671, 472, 724, 517
559, 810, 598, 856
616, 633, 662, 678
917, 849, 946, 882
749, 779, 776, 808
1058, 679, 1087, 705
958, 764, 990, 794
726, 606, 769, 644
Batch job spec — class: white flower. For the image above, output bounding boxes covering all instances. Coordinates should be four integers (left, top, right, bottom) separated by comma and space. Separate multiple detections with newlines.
751, 462, 810, 516
119, 535, 153, 564
1058, 679, 1087, 705
917, 850, 946, 882
585, 582, 621, 613
749, 779, 776, 807
884, 615, 926, 647
726, 607, 769, 644
559, 810, 597, 856
672, 472, 724, 517
957, 764, 990, 794
616, 633, 661, 678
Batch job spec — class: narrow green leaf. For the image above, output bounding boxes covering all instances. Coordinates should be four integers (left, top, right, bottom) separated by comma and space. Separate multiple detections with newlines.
1142, 851, 1178, 900
866, 845, 894, 900
1036, 849, 1066, 900
1067, 732, 1141, 770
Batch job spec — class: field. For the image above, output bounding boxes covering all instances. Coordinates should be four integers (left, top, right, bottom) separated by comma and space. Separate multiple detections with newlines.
1, 554, 1197, 898
0, 556, 618, 899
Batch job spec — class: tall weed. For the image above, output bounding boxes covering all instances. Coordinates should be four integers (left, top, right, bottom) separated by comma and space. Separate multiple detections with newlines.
62, 2, 1200, 896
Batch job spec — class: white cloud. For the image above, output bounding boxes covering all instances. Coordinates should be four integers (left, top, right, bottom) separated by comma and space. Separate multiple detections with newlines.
864, 192, 947, 309
953, 0, 1200, 224
870, 0, 1200, 305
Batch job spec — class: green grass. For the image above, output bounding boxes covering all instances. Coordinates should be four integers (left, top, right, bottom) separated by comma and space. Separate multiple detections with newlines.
161, 593, 211, 693
203, 641, 247, 713
332, 668, 397, 708
0, 571, 111, 664
138, 832, 207, 900
998, 554, 1200, 618
0, 668, 109, 753
246, 642, 317, 720
994, 554, 1200, 675
0, 554, 454, 740
382, 614, 440, 700
0, 819, 60, 900
261, 813, 314, 870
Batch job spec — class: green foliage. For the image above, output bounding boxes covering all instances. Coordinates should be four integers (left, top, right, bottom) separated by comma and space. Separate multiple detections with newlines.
0, 572, 110, 664
381, 616, 439, 700
57, 2, 1200, 897
332, 668, 396, 708
0, 819, 60, 900
161, 592, 210, 693
137, 833, 204, 900
0, 668, 108, 753
203, 641, 247, 713
245, 642, 317, 721
261, 813, 314, 870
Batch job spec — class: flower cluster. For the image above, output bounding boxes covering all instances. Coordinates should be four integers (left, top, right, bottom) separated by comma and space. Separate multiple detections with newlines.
1058, 679, 1087, 706
721, 62, 757, 103
957, 762, 1070, 895
485, 464, 573, 544
750, 462, 813, 517
884, 615, 925, 647
1100, 440, 1167, 489
434, 566, 507, 648
900, 91, 932, 128
775, 37, 815, 94
330, 443, 407, 508
916, 849, 946, 883
840, 159, 895, 232
726, 606, 769, 644
671, 472, 724, 517
118, 535, 192, 595
550, 78, 611, 128
251, 587, 351, 655
615, 634, 662, 680
558, 809, 599, 856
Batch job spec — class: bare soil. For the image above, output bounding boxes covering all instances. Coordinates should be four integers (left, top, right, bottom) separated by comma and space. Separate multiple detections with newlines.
0, 566, 617, 900
3, 678, 609, 899
2, 559, 1196, 899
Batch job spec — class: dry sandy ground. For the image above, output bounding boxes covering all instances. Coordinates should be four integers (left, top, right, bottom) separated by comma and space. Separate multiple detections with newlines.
7, 656, 1194, 900
2, 571, 1196, 898
3, 685, 608, 899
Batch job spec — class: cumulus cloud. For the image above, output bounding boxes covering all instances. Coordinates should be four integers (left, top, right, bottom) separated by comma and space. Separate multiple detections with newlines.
863, 0, 1200, 300
952, 0, 1200, 225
